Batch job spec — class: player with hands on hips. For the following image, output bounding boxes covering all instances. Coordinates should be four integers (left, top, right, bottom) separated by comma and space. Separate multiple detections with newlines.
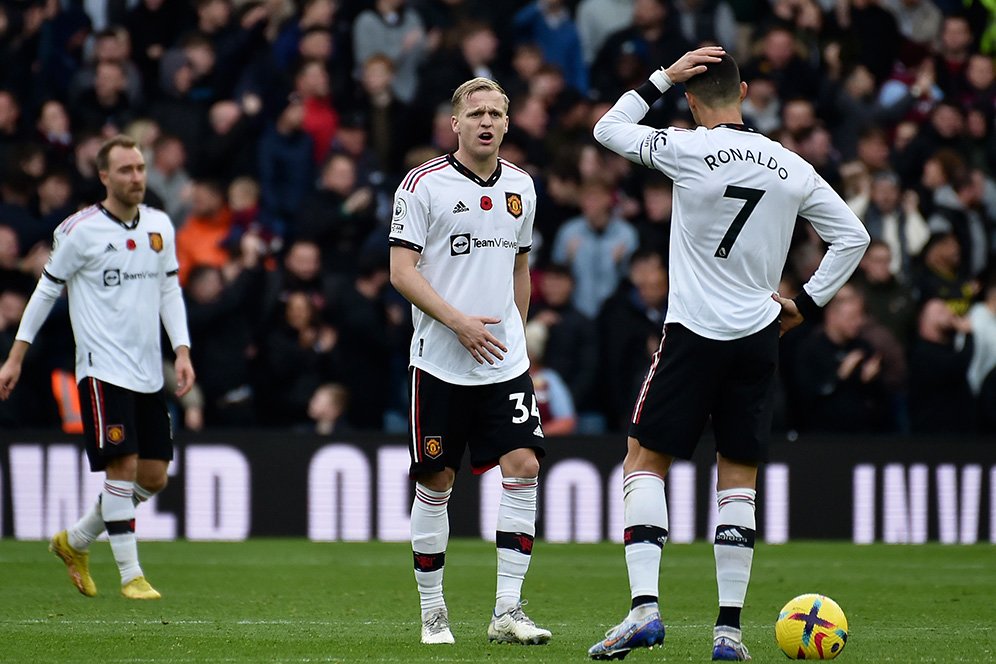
588, 47, 869, 660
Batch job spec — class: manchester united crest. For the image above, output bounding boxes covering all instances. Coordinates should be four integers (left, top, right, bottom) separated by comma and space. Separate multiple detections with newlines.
423, 435, 443, 459
505, 192, 523, 218
148, 232, 164, 252
106, 424, 126, 445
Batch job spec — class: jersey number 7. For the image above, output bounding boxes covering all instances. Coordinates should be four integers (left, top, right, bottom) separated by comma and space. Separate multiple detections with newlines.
715, 186, 765, 259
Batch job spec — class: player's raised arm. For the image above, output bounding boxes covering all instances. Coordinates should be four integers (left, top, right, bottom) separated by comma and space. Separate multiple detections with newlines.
594, 47, 725, 168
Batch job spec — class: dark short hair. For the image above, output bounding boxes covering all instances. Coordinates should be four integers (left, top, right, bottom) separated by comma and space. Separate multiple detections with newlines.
684, 53, 742, 107
96, 135, 139, 172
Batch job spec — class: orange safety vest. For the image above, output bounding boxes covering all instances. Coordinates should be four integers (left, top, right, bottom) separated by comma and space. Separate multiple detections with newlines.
50, 369, 83, 434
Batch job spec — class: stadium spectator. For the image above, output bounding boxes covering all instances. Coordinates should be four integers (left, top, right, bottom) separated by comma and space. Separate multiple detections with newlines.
292, 59, 340, 166
576, 0, 635, 66
793, 286, 887, 432
69, 27, 144, 108
352, 0, 427, 105
258, 239, 337, 334
327, 254, 397, 430
740, 24, 819, 101
305, 382, 351, 435
176, 179, 234, 285
512, 0, 588, 94
882, 0, 942, 48
590, 0, 692, 102
258, 290, 340, 426
927, 168, 991, 278
596, 249, 668, 430
855, 240, 918, 348
297, 152, 375, 276
185, 231, 263, 426
913, 231, 976, 314
35, 168, 76, 236
740, 72, 780, 135
632, 172, 672, 256
552, 176, 638, 318
848, 170, 930, 280
192, 98, 261, 183
833, 0, 902, 85
145, 134, 193, 224
72, 60, 137, 136
933, 14, 975, 99
909, 298, 975, 432
967, 275, 996, 431
124, 0, 197, 101
672, 0, 737, 53
257, 92, 314, 236
530, 263, 600, 413
417, 21, 500, 119
354, 55, 418, 178
34, 100, 75, 168
525, 319, 577, 435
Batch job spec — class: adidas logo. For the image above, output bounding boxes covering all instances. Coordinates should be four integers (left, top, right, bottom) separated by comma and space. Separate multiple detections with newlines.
715, 527, 750, 546
104, 243, 117, 252
452, 201, 469, 214
532, 424, 545, 438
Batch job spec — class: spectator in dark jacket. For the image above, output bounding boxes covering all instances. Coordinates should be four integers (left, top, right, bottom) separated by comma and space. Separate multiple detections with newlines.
909, 298, 975, 433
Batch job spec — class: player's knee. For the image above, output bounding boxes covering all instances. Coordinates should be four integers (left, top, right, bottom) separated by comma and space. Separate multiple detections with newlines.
417, 469, 455, 492
503, 451, 540, 478
142, 474, 168, 494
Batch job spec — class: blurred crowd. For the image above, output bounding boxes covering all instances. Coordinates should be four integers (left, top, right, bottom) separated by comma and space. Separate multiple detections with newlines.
0, 0, 995, 436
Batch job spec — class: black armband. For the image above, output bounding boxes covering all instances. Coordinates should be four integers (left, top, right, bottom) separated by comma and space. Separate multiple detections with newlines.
635, 81, 665, 107
793, 290, 821, 320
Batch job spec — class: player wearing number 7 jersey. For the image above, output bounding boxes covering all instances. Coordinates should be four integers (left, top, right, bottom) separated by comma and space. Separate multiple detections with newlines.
587, 48, 869, 661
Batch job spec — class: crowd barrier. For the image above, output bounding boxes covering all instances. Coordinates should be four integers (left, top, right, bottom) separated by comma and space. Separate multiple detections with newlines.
1, 433, 993, 543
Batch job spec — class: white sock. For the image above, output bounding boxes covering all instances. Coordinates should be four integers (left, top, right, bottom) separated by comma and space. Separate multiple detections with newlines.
67, 482, 160, 551
101, 480, 143, 584
68, 497, 104, 551
132, 482, 156, 506
622, 472, 668, 618
714, 488, 756, 609
495, 476, 537, 615
411, 484, 450, 618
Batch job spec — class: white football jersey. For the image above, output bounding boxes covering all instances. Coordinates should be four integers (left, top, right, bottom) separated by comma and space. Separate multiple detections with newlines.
595, 91, 870, 340
39, 204, 186, 392
390, 154, 535, 385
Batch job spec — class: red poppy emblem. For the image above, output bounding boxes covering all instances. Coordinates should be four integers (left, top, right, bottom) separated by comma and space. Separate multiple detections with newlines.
126, 239, 136, 250
480, 196, 493, 210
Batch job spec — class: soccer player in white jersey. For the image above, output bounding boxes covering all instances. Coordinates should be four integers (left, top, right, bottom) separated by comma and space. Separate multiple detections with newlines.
587, 48, 870, 660
389, 77, 551, 647
0, 135, 195, 600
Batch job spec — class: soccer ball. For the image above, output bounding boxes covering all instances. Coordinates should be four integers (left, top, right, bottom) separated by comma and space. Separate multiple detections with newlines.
775, 593, 848, 659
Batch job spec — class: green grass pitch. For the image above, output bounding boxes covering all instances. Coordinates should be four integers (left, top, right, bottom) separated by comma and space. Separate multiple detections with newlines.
0, 539, 992, 662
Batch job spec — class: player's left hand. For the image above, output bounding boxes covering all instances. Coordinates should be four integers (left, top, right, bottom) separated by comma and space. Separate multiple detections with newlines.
174, 353, 196, 398
772, 292, 803, 337
664, 46, 726, 84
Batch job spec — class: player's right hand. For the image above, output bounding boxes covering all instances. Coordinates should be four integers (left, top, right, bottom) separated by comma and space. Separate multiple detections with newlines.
454, 315, 507, 365
0, 360, 22, 401
664, 46, 725, 84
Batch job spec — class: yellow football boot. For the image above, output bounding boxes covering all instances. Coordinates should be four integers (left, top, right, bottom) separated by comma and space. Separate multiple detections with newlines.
49, 530, 97, 597
121, 576, 161, 600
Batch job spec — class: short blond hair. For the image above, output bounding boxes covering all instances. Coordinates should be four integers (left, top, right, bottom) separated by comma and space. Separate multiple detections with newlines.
451, 77, 509, 116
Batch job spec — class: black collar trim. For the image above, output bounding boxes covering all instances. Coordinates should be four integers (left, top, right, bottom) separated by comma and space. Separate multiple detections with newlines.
446, 154, 502, 187
715, 123, 756, 133
99, 203, 140, 230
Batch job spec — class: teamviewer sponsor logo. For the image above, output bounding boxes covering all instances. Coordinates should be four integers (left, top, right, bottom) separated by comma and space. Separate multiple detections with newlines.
450, 233, 471, 256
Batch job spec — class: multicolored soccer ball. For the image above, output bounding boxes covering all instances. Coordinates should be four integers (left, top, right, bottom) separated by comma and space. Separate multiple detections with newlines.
775, 593, 848, 659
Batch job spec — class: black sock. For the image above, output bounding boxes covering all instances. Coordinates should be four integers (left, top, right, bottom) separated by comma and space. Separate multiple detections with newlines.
631, 595, 658, 610
716, 606, 741, 629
